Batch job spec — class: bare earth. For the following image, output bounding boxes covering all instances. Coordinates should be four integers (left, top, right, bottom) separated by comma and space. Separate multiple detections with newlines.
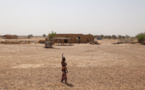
0, 39, 145, 90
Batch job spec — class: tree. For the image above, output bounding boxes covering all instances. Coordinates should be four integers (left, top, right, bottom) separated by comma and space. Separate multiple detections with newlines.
43, 34, 46, 37
88, 33, 92, 35
45, 31, 56, 48
27, 34, 33, 39
126, 35, 130, 38
118, 35, 125, 39
48, 31, 56, 41
136, 33, 145, 43
100, 34, 104, 38
112, 35, 117, 39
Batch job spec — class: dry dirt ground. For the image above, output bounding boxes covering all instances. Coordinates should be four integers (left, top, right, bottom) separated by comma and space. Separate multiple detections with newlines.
0, 39, 145, 90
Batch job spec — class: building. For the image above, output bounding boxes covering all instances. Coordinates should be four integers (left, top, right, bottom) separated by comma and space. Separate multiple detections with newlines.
3, 35, 18, 39
53, 34, 94, 43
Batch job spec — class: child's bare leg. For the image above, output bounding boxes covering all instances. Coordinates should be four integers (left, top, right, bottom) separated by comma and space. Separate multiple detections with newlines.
65, 78, 67, 83
61, 75, 64, 82
61, 79, 64, 82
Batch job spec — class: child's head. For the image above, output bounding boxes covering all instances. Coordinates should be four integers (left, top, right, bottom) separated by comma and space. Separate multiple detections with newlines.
62, 53, 66, 62
62, 57, 66, 63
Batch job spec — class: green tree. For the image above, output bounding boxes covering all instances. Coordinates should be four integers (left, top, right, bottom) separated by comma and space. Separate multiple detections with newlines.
48, 31, 56, 41
136, 33, 145, 43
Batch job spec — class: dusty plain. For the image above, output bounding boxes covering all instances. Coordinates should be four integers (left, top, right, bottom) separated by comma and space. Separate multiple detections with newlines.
0, 39, 145, 90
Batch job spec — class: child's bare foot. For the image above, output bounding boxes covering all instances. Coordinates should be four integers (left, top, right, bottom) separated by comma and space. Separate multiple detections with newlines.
61, 80, 63, 83
65, 81, 68, 84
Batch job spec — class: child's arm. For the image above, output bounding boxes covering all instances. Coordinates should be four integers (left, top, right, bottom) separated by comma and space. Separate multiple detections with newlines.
62, 53, 65, 58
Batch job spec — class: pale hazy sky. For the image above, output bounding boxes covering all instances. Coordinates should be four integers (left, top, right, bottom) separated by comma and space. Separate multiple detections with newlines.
0, 0, 145, 36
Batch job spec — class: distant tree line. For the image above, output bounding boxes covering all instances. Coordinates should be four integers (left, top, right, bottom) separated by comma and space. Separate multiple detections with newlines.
94, 35, 132, 39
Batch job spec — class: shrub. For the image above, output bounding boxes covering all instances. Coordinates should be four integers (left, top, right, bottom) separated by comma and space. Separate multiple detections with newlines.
27, 34, 33, 39
136, 33, 145, 43
43, 34, 46, 37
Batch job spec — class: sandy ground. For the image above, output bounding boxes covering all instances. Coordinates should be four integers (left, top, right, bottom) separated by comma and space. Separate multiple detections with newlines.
0, 39, 145, 90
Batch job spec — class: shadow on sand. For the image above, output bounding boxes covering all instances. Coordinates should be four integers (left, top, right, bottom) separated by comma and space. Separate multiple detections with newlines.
65, 83, 74, 87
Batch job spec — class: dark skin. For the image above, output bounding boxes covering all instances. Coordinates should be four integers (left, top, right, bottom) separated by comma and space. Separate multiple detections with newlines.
63, 60, 68, 73
61, 54, 68, 83
62, 54, 68, 73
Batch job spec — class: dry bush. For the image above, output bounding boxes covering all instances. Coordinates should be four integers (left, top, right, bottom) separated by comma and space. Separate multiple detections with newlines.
38, 40, 45, 44
1, 41, 21, 44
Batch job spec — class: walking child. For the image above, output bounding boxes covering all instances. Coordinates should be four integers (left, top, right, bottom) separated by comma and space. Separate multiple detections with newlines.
61, 53, 68, 83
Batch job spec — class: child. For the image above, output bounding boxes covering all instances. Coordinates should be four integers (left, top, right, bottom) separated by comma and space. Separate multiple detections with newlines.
61, 53, 68, 83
